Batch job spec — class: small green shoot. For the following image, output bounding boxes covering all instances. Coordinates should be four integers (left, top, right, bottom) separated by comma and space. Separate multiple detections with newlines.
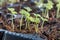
44, 0, 53, 18
8, 8, 17, 32
20, 9, 30, 31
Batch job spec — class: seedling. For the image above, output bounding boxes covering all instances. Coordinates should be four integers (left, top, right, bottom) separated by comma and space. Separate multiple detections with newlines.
40, 16, 48, 33
44, 0, 53, 18
20, 9, 30, 31
34, 14, 48, 33
34, 14, 40, 33
27, 15, 40, 33
8, 8, 17, 32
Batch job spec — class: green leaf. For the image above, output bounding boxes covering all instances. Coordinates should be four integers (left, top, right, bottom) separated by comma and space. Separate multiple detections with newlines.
41, 17, 48, 21
29, 17, 35, 22
8, 8, 17, 15
34, 18, 40, 24
8, 8, 15, 11
11, 11, 17, 15
44, 1, 53, 10
20, 9, 30, 16
24, 7, 32, 12
56, 3, 60, 9
34, 14, 41, 17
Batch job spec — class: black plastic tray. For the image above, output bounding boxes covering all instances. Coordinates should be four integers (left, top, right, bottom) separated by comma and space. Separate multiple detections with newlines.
0, 29, 46, 40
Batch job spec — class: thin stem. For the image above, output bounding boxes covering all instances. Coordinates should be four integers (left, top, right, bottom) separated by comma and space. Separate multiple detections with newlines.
27, 22, 31, 31
56, 8, 59, 18
45, 9, 47, 17
41, 21, 44, 33
25, 21, 28, 29
12, 15, 14, 32
42, 11, 44, 17
35, 24, 39, 33
20, 16, 23, 31
46, 9, 49, 18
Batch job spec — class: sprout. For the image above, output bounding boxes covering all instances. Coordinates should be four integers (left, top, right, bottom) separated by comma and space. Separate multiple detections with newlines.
33, 14, 40, 33
40, 17, 48, 33
44, 0, 53, 10
44, 0, 53, 18
34, 14, 48, 33
26, 17, 31, 31
34, 18, 40, 33
8, 8, 17, 32
20, 9, 30, 31
26, 16, 40, 33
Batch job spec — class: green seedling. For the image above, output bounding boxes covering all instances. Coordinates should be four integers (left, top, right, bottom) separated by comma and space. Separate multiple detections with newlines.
25, 17, 32, 31
44, 0, 53, 18
38, 14, 48, 32
34, 14, 40, 33
27, 15, 40, 33
34, 18, 40, 33
40, 16, 48, 33
34, 14, 48, 33
8, 8, 17, 32
20, 9, 30, 31
19, 10, 25, 31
